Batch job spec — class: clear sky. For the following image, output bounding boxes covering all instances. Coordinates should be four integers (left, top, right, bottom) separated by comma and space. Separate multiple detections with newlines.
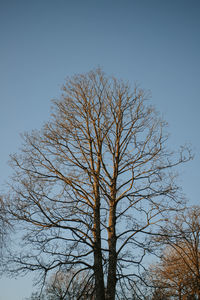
0, 0, 199, 299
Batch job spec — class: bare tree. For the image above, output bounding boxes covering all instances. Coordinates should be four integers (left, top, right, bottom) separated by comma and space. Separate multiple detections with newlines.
26, 269, 94, 300
149, 245, 191, 299
149, 206, 200, 299
5, 69, 191, 300
45, 270, 94, 300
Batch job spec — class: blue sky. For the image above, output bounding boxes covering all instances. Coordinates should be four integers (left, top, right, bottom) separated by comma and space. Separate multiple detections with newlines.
0, 0, 200, 299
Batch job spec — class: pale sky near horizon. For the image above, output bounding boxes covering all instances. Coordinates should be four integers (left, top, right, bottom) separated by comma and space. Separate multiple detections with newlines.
0, 0, 200, 299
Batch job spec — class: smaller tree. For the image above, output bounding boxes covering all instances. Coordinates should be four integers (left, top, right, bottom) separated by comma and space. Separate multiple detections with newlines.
26, 269, 94, 300
149, 206, 200, 299
46, 270, 94, 300
149, 245, 195, 299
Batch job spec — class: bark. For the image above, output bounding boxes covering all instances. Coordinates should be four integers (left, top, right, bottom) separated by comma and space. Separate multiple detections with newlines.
106, 133, 119, 300
93, 182, 105, 300
178, 286, 182, 300
93, 207, 105, 300
106, 203, 117, 300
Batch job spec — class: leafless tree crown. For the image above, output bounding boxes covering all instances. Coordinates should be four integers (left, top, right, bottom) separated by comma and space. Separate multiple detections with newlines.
149, 207, 200, 300
6, 69, 191, 300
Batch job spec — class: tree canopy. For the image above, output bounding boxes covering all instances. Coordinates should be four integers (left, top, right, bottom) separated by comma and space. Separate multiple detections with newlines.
5, 69, 191, 300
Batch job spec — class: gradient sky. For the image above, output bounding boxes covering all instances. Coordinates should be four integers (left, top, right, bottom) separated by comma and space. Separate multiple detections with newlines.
0, 0, 200, 299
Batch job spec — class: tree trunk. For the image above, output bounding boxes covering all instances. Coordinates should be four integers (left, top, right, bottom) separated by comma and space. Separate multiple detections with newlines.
178, 285, 182, 300
93, 245, 105, 300
106, 203, 117, 300
93, 185, 105, 300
